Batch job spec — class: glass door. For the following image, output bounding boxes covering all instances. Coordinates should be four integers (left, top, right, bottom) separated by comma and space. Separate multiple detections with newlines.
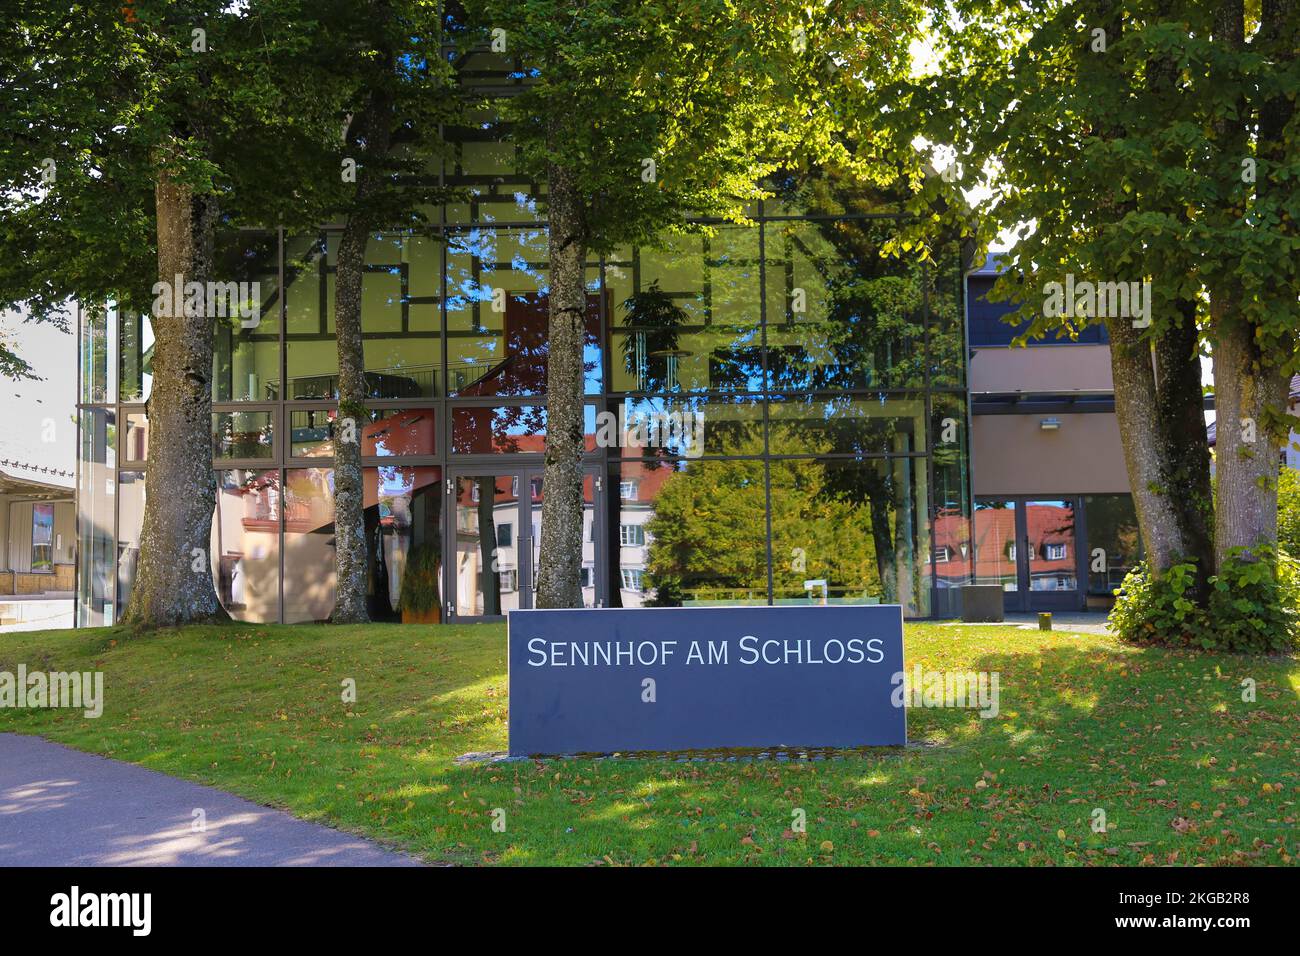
974, 496, 1083, 612
973, 499, 1019, 611
1023, 498, 1080, 610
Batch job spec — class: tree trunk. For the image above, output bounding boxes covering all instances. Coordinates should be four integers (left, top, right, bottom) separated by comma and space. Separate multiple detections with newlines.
1205, 0, 1293, 564
1152, 304, 1216, 574
1106, 316, 1213, 588
535, 157, 587, 609
330, 90, 393, 624
1211, 312, 1290, 563
331, 211, 372, 623
121, 155, 226, 627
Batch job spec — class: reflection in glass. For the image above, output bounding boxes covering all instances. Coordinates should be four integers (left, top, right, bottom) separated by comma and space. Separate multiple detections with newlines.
445, 227, 600, 396
365, 466, 442, 622
451, 405, 597, 454
76, 409, 115, 625
118, 309, 151, 403
930, 393, 972, 610
767, 393, 926, 457
770, 458, 927, 616
640, 458, 769, 607
607, 227, 762, 392
283, 468, 336, 622
764, 219, 925, 391
1084, 494, 1142, 598
81, 306, 113, 404
614, 396, 761, 459
212, 410, 273, 459
289, 408, 336, 458
1026, 499, 1077, 592
117, 470, 146, 613
212, 470, 282, 622
454, 474, 516, 616
211, 231, 280, 401
284, 233, 442, 399
928, 245, 966, 388
973, 500, 1018, 592
123, 412, 149, 462
364, 408, 436, 457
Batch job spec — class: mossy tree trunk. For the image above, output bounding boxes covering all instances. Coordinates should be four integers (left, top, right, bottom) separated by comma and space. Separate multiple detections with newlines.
330, 91, 394, 624
121, 151, 227, 627
1106, 314, 1215, 595
534, 153, 588, 609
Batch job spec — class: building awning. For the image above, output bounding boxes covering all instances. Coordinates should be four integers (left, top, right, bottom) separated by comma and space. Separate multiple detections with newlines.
0, 460, 74, 499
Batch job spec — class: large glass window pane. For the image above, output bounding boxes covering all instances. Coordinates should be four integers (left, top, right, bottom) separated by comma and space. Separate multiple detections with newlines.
76, 409, 115, 625
767, 393, 926, 457
607, 226, 762, 392
763, 219, 925, 391
445, 227, 601, 396
608, 461, 674, 608
212, 469, 281, 622
1084, 494, 1142, 599
81, 305, 113, 404
770, 458, 928, 615
931, 393, 972, 612
289, 407, 335, 459
612, 396, 763, 458
451, 404, 598, 455
363, 407, 436, 457
211, 231, 280, 401
928, 245, 966, 388
118, 309, 151, 403
974, 500, 1018, 591
1026, 499, 1077, 592
366, 465, 443, 622
453, 474, 519, 616
284, 468, 335, 622
116, 470, 146, 613
285, 234, 441, 399
212, 410, 274, 460
123, 412, 149, 463
637, 457, 769, 606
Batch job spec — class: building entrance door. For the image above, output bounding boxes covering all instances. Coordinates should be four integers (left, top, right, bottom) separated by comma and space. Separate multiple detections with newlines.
974, 496, 1084, 612
446, 466, 603, 621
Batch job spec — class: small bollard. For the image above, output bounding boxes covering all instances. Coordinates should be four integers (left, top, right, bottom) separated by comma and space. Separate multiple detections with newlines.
1038, 612, 1052, 631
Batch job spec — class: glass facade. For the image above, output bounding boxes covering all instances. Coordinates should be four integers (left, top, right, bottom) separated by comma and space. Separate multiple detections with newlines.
75, 53, 973, 624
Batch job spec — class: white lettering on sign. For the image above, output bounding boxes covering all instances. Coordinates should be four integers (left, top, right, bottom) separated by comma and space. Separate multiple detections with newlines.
525, 636, 886, 666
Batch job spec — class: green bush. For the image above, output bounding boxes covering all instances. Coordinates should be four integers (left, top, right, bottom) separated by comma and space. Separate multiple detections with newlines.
1109, 547, 1300, 654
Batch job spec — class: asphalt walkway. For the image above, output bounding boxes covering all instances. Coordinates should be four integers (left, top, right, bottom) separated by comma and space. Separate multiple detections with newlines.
0, 733, 422, 866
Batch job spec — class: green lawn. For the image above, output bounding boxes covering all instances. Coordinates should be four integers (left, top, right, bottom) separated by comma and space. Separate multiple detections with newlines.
1, 621, 1297, 866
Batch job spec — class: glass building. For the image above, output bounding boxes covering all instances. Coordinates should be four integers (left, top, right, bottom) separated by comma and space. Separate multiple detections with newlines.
75, 51, 974, 626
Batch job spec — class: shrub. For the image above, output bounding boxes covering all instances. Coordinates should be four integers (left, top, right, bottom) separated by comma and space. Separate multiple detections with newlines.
1109, 547, 1300, 654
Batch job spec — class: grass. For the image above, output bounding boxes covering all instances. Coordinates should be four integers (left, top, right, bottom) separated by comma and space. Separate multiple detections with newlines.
1, 620, 1297, 866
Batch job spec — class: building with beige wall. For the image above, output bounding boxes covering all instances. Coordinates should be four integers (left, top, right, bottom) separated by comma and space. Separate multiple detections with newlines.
964, 256, 1142, 612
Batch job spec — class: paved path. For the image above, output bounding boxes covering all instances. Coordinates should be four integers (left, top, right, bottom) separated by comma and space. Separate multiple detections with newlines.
0, 734, 422, 866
